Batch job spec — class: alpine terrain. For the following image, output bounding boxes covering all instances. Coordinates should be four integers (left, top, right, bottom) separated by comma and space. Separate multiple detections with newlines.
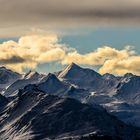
0, 63, 140, 140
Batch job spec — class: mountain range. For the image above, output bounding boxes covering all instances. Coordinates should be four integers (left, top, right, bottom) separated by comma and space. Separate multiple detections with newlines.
0, 63, 140, 139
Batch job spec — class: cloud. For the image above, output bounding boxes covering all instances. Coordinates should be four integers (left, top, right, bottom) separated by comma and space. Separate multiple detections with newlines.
1, 33, 140, 75
1, 0, 140, 36
61, 46, 133, 65
61, 45, 140, 75
0, 56, 25, 64
99, 56, 140, 75
0, 34, 67, 72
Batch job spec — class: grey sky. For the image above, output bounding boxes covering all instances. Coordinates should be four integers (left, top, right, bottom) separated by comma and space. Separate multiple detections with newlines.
0, 0, 140, 37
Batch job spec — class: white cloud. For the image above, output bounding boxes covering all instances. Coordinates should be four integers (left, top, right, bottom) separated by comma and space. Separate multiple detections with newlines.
0, 34, 66, 72
61, 46, 133, 65
99, 56, 140, 75
1, 33, 140, 75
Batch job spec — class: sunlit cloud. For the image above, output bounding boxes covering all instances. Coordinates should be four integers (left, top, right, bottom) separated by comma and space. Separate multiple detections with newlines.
61, 46, 133, 65
61, 46, 140, 75
0, 34, 67, 72
1, 33, 140, 75
99, 56, 140, 75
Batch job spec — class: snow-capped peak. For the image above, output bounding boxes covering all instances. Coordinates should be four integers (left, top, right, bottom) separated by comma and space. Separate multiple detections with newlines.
0, 66, 21, 85
40, 73, 62, 86
58, 63, 101, 80
41, 73, 60, 82
24, 71, 40, 79
124, 73, 135, 78
103, 73, 116, 80
36, 73, 67, 95
0, 66, 7, 70
0, 66, 19, 76
120, 73, 135, 84
58, 63, 82, 78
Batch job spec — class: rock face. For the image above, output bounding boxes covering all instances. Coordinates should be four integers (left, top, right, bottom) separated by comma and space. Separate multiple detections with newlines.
37, 73, 67, 95
58, 63, 105, 91
0, 94, 8, 107
57, 64, 140, 127
116, 75, 140, 103
0, 66, 20, 84
0, 67, 21, 93
3, 71, 45, 97
0, 89, 139, 140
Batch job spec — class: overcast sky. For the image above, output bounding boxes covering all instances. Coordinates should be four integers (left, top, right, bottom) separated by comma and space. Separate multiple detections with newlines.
1, 0, 140, 37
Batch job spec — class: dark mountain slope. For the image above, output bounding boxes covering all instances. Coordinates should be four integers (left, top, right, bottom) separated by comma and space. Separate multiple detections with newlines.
0, 89, 139, 140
